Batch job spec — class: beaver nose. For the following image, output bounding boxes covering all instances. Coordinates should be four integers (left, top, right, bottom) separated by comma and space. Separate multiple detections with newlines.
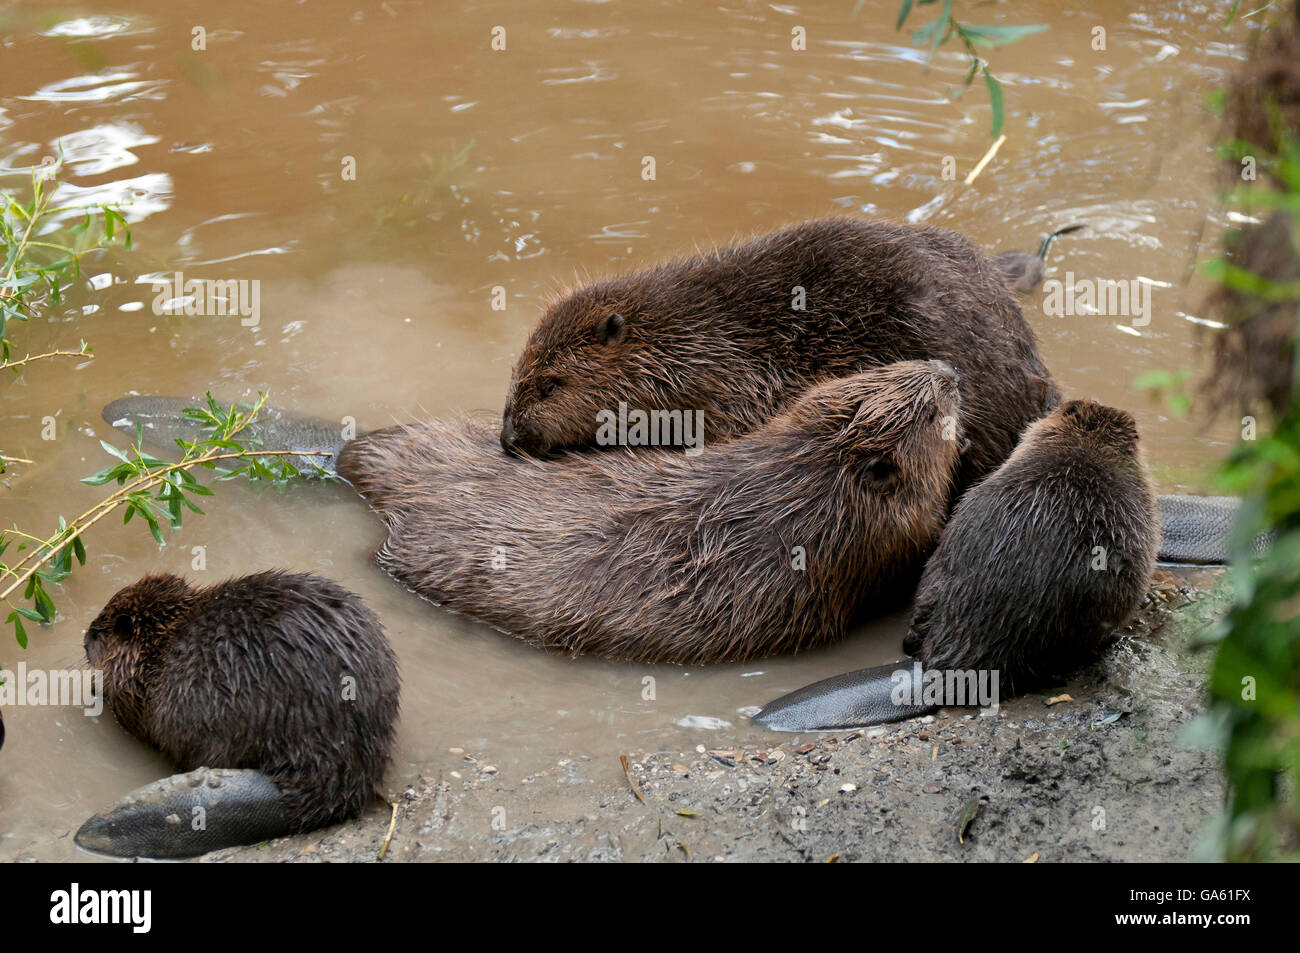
501, 416, 546, 457
929, 360, 958, 384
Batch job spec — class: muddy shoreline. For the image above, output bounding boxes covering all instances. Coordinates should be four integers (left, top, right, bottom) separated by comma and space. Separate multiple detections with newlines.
207, 569, 1228, 863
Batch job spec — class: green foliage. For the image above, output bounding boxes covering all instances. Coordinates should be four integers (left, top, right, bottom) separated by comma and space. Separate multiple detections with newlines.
1, 155, 131, 366
1198, 79, 1300, 862
1135, 367, 1193, 418
0, 393, 332, 651
892, 0, 1048, 138
1208, 403, 1300, 860
0, 156, 334, 663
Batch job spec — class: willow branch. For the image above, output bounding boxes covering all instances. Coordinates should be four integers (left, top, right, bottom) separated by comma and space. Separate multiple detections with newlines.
0, 447, 329, 603
1, 348, 92, 371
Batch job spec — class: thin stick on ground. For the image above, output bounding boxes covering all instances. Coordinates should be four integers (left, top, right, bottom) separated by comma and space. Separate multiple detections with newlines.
378, 800, 399, 861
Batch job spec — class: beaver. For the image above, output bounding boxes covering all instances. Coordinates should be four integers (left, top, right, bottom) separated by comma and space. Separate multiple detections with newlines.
75, 571, 400, 858
903, 399, 1159, 689
990, 224, 1087, 293
755, 399, 1160, 730
500, 217, 1059, 490
338, 362, 962, 664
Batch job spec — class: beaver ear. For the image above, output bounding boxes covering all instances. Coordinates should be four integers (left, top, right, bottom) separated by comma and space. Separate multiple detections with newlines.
597, 313, 626, 345
863, 455, 900, 491
112, 613, 134, 639
1061, 400, 1087, 421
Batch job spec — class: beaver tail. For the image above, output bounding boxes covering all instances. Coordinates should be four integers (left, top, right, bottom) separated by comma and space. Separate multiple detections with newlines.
752, 662, 937, 731
74, 767, 292, 859
1035, 223, 1087, 260
754, 495, 1268, 733
101, 396, 348, 476
1156, 493, 1274, 564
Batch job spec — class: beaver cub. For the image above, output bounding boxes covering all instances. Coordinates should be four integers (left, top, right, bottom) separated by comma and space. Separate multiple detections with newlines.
904, 399, 1159, 692
501, 217, 1057, 489
77, 571, 400, 858
754, 399, 1159, 730
339, 362, 962, 664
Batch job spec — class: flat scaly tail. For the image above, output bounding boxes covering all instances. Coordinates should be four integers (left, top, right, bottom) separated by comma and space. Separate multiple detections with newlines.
74, 767, 292, 859
102, 396, 349, 476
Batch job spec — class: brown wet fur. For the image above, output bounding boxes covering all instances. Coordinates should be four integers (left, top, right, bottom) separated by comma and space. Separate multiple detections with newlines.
340, 362, 962, 664
85, 571, 400, 832
903, 400, 1159, 693
991, 250, 1047, 294
502, 218, 1059, 490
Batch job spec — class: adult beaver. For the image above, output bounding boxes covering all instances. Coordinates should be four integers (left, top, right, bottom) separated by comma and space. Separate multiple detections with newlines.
755, 399, 1160, 730
338, 362, 962, 664
500, 217, 1058, 489
75, 571, 400, 859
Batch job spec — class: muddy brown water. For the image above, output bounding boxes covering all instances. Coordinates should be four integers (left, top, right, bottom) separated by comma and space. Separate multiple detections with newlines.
0, 1, 1251, 860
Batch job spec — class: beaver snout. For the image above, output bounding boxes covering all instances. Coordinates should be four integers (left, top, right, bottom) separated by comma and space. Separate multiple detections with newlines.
500, 415, 546, 457
928, 360, 958, 384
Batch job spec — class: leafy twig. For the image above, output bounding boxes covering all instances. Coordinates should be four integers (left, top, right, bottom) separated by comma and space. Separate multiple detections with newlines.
0, 394, 331, 647
893, 1, 1048, 138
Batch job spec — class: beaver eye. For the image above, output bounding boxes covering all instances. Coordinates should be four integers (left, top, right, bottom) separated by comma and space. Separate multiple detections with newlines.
540, 379, 561, 398
112, 613, 134, 638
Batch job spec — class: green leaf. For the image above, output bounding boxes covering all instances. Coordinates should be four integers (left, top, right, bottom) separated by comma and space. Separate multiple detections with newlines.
81, 466, 118, 486
143, 509, 164, 545
99, 439, 130, 463
8, 611, 28, 649
910, 0, 952, 53
199, 439, 247, 451
896, 0, 915, 30
32, 579, 56, 622
958, 23, 1048, 48
983, 64, 1005, 138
